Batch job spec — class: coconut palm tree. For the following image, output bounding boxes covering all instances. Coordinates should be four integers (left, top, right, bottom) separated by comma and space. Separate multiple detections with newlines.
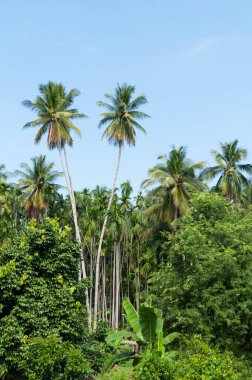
22, 82, 86, 241
93, 83, 149, 329
200, 140, 252, 203
15, 155, 62, 220
22, 82, 91, 328
142, 146, 205, 224
15, 155, 61, 220
0, 165, 8, 215
0, 164, 7, 183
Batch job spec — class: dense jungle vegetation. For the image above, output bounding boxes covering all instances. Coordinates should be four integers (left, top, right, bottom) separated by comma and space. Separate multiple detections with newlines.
0, 82, 252, 379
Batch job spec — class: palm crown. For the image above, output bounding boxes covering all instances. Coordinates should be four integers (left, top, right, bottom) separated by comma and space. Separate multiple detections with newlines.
200, 139, 252, 202
22, 81, 86, 150
142, 146, 205, 223
15, 155, 62, 219
97, 83, 149, 146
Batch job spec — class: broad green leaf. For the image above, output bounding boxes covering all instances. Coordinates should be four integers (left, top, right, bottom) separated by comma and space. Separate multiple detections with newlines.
163, 332, 181, 345
102, 351, 136, 373
139, 302, 163, 344
123, 298, 143, 340
156, 330, 165, 354
105, 330, 136, 348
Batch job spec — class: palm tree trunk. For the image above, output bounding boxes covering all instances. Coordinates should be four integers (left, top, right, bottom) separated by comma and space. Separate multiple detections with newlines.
93, 144, 122, 330
112, 243, 116, 328
226, 185, 232, 203
136, 244, 140, 312
115, 241, 121, 330
59, 147, 91, 330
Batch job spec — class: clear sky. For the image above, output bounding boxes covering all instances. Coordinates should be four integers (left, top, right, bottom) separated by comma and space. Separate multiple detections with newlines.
1, 0, 252, 193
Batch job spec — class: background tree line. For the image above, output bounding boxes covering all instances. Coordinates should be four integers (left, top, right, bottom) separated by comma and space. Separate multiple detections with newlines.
1, 81, 252, 378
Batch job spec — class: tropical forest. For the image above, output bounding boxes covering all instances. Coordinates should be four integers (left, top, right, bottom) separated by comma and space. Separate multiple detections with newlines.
0, 80, 252, 379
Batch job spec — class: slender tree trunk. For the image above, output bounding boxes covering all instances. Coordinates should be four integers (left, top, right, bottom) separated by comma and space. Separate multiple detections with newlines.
112, 243, 116, 328
115, 242, 121, 330
109, 250, 113, 327
59, 147, 91, 330
102, 255, 107, 320
93, 145, 122, 330
136, 244, 140, 312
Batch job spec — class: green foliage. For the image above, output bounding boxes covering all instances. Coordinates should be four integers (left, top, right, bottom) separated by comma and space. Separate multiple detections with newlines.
133, 337, 252, 380
142, 146, 205, 224
23, 81, 86, 150
97, 365, 133, 380
133, 351, 174, 380
18, 335, 91, 380
105, 300, 179, 372
97, 83, 149, 147
0, 218, 107, 378
15, 155, 62, 220
173, 337, 252, 380
200, 139, 252, 202
150, 192, 252, 356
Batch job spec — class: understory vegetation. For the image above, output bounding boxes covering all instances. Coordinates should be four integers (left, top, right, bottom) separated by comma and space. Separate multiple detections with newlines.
1, 81, 252, 378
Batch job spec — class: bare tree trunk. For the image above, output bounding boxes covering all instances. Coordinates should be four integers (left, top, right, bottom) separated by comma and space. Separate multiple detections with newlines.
109, 250, 113, 327
93, 145, 122, 330
115, 242, 121, 330
59, 147, 91, 330
102, 256, 107, 320
112, 243, 116, 328
136, 244, 140, 312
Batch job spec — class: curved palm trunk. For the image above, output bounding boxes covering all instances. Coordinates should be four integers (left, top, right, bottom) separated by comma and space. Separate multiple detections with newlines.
59, 147, 91, 330
93, 144, 122, 330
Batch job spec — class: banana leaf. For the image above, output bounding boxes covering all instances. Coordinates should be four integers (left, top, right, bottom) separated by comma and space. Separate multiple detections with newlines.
123, 298, 143, 341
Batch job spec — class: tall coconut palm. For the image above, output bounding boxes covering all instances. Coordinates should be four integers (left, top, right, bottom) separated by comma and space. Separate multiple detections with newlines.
22, 82, 86, 242
142, 146, 205, 224
200, 140, 252, 202
15, 155, 62, 220
22, 82, 91, 328
93, 83, 149, 329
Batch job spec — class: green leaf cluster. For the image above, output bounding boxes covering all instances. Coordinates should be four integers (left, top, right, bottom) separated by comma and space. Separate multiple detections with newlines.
0, 218, 107, 379
150, 193, 252, 356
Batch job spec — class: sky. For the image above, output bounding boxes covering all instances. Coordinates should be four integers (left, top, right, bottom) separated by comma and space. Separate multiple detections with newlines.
1, 0, 252, 193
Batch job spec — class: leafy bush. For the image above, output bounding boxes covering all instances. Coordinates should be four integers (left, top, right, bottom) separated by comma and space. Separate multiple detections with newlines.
0, 218, 108, 378
18, 335, 92, 380
133, 337, 252, 380
150, 193, 252, 356
173, 337, 252, 380
133, 351, 174, 380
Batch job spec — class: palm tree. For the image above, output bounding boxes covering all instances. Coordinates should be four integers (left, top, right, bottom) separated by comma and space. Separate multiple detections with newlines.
0, 165, 7, 214
22, 82, 91, 328
0, 164, 7, 182
200, 140, 252, 202
15, 155, 62, 220
22, 82, 86, 241
93, 83, 149, 329
142, 146, 205, 224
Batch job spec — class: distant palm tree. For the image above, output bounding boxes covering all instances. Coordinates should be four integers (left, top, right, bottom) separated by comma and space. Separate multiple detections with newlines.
200, 140, 252, 202
0, 164, 7, 182
0, 165, 8, 214
15, 155, 62, 220
142, 146, 205, 224
93, 83, 149, 329
22, 82, 92, 329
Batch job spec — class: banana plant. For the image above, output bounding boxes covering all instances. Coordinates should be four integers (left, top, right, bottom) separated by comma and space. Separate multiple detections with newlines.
104, 298, 180, 370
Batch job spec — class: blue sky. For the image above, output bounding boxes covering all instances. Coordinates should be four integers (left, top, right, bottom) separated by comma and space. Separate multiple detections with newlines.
1, 0, 252, 193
